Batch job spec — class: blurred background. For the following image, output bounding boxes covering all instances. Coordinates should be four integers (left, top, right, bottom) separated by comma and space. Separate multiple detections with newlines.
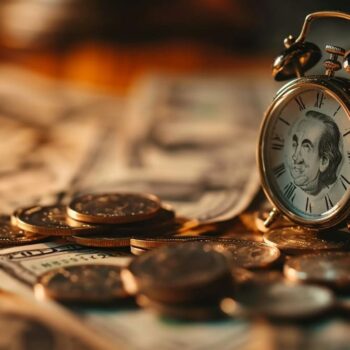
0, 0, 348, 94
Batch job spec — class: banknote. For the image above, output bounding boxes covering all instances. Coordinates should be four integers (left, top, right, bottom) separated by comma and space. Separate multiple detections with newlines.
69, 73, 277, 223
0, 242, 268, 350
0, 278, 116, 350
0, 242, 131, 285
0, 66, 275, 223
0, 66, 127, 213
1, 243, 349, 350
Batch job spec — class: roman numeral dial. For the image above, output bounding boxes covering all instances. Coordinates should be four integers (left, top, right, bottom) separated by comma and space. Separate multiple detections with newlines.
265, 87, 350, 221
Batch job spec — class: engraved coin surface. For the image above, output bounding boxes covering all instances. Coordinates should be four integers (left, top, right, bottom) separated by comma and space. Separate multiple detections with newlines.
225, 283, 334, 320
67, 193, 161, 224
13, 205, 96, 236
34, 265, 129, 303
284, 252, 350, 290
130, 237, 280, 269
213, 240, 281, 269
0, 218, 48, 246
122, 242, 232, 303
264, 226, 350, 254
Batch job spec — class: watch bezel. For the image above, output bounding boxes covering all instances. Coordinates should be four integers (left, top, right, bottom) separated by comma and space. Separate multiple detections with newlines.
258, 76, 350, 229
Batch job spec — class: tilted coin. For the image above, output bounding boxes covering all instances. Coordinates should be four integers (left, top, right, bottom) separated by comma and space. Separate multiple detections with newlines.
284, 252, 350, 291
67, 193, 161, 224
130, 236, 260, 250
34, 264, 130, 303
0, 218, 48, 246
12, 205, 98, 236
221, 283, 334, 320
130, 237, 280, 269
130, 236, 208, 249
263, 226, 350, 254
70, 233, 131, 248
121, 242, 233, 303
137, 295, 227, 321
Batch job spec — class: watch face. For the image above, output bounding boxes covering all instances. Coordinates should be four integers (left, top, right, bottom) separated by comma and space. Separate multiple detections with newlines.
261, 83, 350, 224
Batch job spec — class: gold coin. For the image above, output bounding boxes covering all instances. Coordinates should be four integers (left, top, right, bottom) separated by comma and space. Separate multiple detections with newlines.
130, 236, 209, 249
222, 283, 334, 320
284, 252, 350, 291
12, 205, 98, 236
122, 242, 233, 303
0, 218, 48, 246
67, 193, 161, 224
101, 207, 175, 234
34, 264, 130, 303
130, 236, 280, 269
263, 226, 350, 254
212, 240, 280, 269
70, 233, 131, 248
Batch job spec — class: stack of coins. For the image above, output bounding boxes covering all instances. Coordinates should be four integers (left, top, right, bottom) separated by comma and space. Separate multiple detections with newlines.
5, 192, 350, 321
121, 242, 234, 321
124, 223, 350, 321
8, 192, 185, 248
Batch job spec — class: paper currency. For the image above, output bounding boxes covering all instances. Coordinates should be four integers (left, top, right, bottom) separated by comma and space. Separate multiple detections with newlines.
76, 73, 277, 223
0, 242, 131, 285
0, 66, 126, 213
0, 66, 281, 349
0, 66, 275, 223
0, 288, 115, 350
0, 241, 267, 350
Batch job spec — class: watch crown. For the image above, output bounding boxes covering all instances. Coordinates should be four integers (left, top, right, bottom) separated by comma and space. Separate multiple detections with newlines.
324, 44, 345, 77
343, 50, 350, 73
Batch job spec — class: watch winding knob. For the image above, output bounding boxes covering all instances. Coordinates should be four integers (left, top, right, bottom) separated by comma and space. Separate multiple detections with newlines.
343, 50, 350, 73
324, 44, 345, 77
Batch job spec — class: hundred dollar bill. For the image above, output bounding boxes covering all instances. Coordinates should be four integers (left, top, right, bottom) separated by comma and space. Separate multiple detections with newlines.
0, 242, 131, 285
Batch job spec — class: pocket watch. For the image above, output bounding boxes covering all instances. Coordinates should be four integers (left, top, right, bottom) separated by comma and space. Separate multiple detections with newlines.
258, 11, 350, 230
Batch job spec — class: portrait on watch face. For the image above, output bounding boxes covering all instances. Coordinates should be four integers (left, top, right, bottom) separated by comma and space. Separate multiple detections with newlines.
287, 110, 343, 196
